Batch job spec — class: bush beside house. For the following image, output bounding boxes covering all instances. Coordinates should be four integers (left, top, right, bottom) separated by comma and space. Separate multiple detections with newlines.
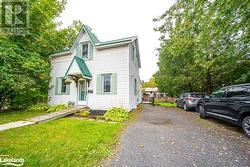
104, 107, 130, 122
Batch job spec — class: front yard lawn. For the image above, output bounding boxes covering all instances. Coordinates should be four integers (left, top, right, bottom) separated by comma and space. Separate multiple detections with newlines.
0, 110, 46, 125
0, 118, 122, 166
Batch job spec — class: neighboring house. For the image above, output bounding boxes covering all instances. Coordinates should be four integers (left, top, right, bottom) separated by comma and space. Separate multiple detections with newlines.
48, 24, 142, 111
143, 87, 167, 102
144, 87, 167, 97
144, 87, 158, 96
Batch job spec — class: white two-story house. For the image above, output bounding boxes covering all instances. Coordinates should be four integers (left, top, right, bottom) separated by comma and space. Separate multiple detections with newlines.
48, 24, 142, 111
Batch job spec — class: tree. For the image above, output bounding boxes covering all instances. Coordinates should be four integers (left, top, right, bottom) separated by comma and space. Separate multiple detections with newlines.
0, 39, 49, 110
142, 77, 157, 88
154, 0, 250, 95
0, 0, 81, 110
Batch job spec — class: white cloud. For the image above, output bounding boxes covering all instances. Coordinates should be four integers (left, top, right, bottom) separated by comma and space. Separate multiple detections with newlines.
57, 0, 176, 81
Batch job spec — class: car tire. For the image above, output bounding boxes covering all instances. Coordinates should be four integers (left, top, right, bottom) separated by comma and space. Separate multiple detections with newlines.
199, 105, 207, 119
242, 116, 250, 138
183, 103, 189, 111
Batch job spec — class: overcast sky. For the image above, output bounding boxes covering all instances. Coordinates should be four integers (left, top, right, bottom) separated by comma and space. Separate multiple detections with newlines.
57, 0, 176, 82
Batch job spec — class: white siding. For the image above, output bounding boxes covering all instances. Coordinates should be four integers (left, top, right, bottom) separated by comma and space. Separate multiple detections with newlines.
128, 42, 142, 110
48, 57, 77, 105
86, 46, 130, 110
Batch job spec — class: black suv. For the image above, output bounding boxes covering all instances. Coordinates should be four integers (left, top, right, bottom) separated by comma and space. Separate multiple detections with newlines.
196, 83, 250, 138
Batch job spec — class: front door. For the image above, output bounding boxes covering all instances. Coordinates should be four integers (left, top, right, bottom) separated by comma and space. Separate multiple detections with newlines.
78, 80, 87, 105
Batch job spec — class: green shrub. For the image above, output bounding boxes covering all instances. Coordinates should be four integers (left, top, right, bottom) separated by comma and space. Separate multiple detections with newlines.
27, 103, 49, 112
104, 107, 129, 122
77, 109, 90, 117
47, 104, 69, 113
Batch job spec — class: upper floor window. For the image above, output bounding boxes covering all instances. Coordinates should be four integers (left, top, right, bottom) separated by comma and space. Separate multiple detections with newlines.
82, 42, 88, 59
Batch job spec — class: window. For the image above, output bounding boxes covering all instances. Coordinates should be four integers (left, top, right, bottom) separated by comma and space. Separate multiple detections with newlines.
82, 43, 88, 59
211, 90, 225, 98
226, 87, 250, 98
55, 77, 70, 95
102, 74, 111, 93
61, 78, 67, 93
96, 73, 117, 95
134, 79, 137, 95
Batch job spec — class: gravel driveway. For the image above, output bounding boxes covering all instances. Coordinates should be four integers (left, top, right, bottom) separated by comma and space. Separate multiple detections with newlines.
105, 104, 250, 167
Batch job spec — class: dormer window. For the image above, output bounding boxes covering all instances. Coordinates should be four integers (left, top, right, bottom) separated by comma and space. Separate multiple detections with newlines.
82, 42, 88, 59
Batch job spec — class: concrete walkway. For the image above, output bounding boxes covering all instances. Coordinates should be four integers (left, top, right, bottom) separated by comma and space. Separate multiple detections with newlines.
0, 107, 85, 132
0, 121, 35, 131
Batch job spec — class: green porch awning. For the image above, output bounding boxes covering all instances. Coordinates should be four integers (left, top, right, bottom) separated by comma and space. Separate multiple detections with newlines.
64, 56, 92, 79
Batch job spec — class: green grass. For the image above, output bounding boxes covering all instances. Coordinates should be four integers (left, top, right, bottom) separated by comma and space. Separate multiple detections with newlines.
0, 118, 123, 166
156, 102, 176, 107
0, 110, 46, 125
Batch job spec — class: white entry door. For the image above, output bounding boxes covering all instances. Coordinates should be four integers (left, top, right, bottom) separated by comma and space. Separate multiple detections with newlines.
78, 80, 87, 106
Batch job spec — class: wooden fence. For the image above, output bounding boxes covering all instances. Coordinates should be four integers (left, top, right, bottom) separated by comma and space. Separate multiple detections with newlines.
143, 95, 176, 103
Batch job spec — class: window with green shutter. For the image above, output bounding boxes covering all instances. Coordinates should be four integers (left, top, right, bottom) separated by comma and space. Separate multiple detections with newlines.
75, 42, 93, 60
96, 73, 117, 95
55, 77, 70, 95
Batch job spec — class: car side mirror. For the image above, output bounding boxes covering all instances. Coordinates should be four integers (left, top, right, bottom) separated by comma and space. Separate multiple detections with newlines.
204, 96, 210, 100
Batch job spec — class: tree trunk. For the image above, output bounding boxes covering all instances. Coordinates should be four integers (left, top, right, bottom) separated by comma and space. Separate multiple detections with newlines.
188, 82, 193, 92
207, 69, 213, 95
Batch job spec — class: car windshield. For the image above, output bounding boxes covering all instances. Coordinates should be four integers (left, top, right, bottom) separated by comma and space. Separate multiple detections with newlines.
189, 93, 205, 98
211, 90, 225, 98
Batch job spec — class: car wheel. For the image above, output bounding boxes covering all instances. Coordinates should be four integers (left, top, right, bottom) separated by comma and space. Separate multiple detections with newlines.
183, 103, 189, 111
199, 105, 207, 119
242, 116, 250, 138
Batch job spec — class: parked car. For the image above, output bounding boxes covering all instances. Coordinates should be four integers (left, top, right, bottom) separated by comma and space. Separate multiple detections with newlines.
176, 92, 206, 111
196, 83, 250, 138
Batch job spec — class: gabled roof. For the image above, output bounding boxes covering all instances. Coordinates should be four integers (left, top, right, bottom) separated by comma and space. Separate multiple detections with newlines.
50, 24, 137, 56
65, 56, 92, 79
50, 24, 141, 68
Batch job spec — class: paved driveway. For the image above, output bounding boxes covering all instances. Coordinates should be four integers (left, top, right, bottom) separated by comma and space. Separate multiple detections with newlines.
106, 104, 250, 167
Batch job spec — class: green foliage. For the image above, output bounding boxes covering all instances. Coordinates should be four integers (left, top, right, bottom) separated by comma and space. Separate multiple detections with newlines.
27, 103, 49, 112
104, 107, 130, 122
47, 104, 69, 113
156, 102, 176, 107
142, 77, 157, 88
0, 0, 82, 110
0, 39, 50, 110
154, 0, 250, 95
27, 103, 69, 113
76, 109, 91, 118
